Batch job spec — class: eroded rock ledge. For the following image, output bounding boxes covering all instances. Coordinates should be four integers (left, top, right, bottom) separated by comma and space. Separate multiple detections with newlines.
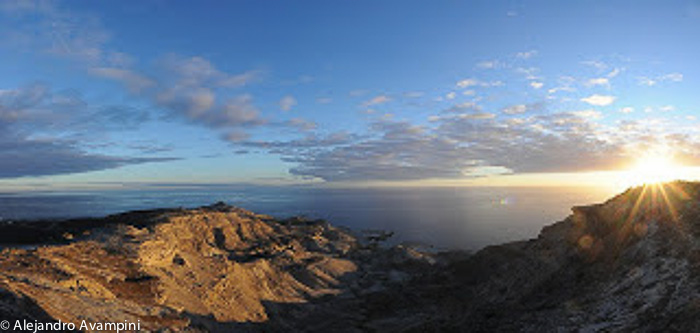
3, 182, 700, 332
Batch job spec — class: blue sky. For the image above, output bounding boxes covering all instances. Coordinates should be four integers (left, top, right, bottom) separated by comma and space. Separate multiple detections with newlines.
1, 0, 700, 190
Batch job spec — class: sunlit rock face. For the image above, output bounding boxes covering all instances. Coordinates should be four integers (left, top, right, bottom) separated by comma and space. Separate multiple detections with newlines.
2, 183, 700, 331
0, 204, 361, 331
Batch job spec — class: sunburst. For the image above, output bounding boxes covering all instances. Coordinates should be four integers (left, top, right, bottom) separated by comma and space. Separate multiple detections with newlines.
619, 153, 691, 234
624, 153, 681, 186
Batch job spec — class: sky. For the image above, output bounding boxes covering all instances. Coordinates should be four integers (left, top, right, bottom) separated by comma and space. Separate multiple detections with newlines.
2, 0, 700, 191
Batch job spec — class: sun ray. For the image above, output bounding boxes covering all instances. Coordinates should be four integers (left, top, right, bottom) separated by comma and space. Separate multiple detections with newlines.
626, 184, 649, 226
656, 183, 679, 222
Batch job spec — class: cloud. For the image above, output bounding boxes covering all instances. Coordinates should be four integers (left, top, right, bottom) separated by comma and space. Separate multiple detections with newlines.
285, 118, 317, 131
90, 67, 155, 93
456, 78, 503, 89
92, 57, 266, 133
638, 77, 656, 86
224, 131, 251, 142
638, 72, 684, 86
515, 67, 540, 80
581, 60, 608, 71
530, 81, 544, 89
476, 60, 503, 69
444, 102, 482, 113
570, 110, 602, 119
2, 3, 270, 150
502, 104, 527, 115
0, 83, 176, 178
661, 73, 683, 82
547, 76, 576, 95
642, 105, 676, 113
585, 77, 610, 88
581, 94, 616, 106
0, 0, 132, 67
620, 107, 634, 114
607, 68, 622, 78
456, 79, 479, 88
241, 106, 658, 181
158, 55, 260, 88
279, 95, 297, 111
516, 50, 538, 59
501, 102, 545, 115
362, 95, 391, 107
659, 105, 676, 112
307, 118, 615, 180
0, 137, 176, 178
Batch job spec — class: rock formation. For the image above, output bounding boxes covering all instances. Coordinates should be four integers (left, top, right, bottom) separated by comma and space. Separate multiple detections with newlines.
2, 182, 700, 331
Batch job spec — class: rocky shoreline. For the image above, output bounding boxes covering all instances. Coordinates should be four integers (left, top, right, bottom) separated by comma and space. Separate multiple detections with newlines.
2, 182, 700, 331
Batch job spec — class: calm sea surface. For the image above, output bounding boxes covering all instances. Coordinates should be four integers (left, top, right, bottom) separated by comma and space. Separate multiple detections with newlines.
0, 186, 618, 250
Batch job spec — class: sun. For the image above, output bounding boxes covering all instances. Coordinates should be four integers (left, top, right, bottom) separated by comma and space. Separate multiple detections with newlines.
624, 153, 681, 186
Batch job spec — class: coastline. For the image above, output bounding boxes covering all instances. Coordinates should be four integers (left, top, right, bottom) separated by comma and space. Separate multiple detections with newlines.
1, 183, 699, 331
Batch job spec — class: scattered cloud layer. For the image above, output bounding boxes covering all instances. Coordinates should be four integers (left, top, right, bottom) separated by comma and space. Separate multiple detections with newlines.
0, 2, 696, 183
91, 56, 267, 137
0, 84, 177, 178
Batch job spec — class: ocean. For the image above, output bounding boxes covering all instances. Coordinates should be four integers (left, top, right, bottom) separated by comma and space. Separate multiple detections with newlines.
0, 186, 618, 250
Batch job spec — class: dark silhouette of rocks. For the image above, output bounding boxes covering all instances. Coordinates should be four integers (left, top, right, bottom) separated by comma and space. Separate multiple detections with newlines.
1, 181, 700, 331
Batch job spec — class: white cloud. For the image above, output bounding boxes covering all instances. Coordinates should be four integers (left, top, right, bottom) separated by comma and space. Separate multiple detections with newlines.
456, 78, 503, 89
638, 72, 683, 86
446, 92, 456, 100
548, 86, 575, 94
620, 107, 634, 114
445, 102, 482, 113
571, 110, 602, 119
516, 67, 540, 80
638, 77, 656, 86
516, 50, 538, 59
362, 95, 391, 107
476, 60, 502, 69
501, 102, 544, 115
530, 81, 544, 89
279, 95, 297, 111
607, 68, 622, 78
585, 77, 610, 88
502, 104, 527, 115
581, 60, 608, 71
661, 73, 683, 82
581, 94, 616, 106
456, 78, 479, 88
458, 112, 496, 120
659, 105, 676, 112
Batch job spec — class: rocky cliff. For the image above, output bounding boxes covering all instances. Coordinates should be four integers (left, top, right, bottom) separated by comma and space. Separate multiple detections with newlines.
2, 182, 700, 332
